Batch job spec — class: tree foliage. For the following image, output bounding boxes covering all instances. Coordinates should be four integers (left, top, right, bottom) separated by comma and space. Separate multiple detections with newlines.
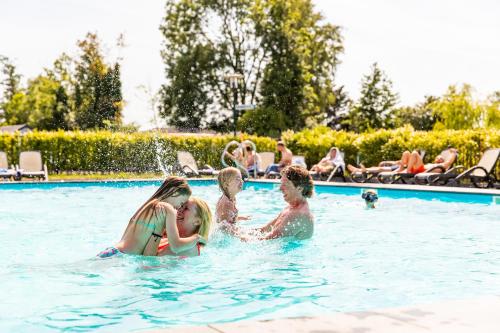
73, 33, 123, 130
430, 84, 482, 130
485, 91, 500, 129
347, 63, 398, 132
0, 33, 124, 131
390, 96, 438, 131
159, 0, 343, 134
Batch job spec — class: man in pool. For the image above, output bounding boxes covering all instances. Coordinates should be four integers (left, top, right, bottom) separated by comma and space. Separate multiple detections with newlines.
244, 165, 314, 240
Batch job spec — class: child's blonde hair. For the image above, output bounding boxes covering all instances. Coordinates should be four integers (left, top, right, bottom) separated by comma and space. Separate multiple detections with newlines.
217, 167, 241, 200
190, 197, 212, 240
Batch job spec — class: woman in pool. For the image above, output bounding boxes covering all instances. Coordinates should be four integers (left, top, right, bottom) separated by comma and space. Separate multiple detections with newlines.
157, 197, 212, 257
215, 167, 250, 234
97, 176, 206, 258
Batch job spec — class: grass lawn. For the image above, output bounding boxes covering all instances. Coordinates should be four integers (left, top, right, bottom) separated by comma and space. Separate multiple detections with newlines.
48, 172, 165, 181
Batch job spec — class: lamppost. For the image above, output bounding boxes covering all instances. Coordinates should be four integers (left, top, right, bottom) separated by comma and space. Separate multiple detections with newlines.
224, 73, 244, 136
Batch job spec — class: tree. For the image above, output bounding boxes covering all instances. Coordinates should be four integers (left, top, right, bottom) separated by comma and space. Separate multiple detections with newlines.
0, 56, 21, 101
325, 85, 351, 130
390, 96, 438, 131
431, 84, 482, 130
73, 33, 124, 129
484, 91, 500, 129
0, 56, 24, 124
23, 75, 70, 130
159, 0, 265, 129
348, 63, 398, 132
159, 0, 343, 134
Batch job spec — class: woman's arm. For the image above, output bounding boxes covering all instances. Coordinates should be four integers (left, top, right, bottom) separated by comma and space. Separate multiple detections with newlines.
158, 202, 205, 254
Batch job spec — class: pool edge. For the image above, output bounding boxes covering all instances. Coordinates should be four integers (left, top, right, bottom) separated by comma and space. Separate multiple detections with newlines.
144, 295, 500, 333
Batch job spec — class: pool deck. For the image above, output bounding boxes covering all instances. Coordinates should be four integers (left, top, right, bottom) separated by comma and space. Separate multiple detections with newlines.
146, 296, 500, 333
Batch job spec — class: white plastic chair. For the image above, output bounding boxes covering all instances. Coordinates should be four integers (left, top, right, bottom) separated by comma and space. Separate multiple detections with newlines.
18, 151, 48, 181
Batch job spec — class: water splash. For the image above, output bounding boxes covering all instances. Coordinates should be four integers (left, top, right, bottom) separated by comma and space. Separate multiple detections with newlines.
137, 85, 170, 177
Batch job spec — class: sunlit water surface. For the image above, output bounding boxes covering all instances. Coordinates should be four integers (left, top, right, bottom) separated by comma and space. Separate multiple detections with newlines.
0, 181, 499, 332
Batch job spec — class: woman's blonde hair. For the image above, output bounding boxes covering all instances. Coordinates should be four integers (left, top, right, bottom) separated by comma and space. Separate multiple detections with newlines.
190, 197, 212, 239
217, 167, 241, 200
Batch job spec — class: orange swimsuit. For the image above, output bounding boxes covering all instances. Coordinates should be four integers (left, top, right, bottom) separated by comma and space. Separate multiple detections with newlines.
409, 164, 426, 174
157, 242, 201, 256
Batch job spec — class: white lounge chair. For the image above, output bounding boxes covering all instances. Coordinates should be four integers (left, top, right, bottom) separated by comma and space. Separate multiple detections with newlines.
18, 151, 48, 181
176, 151, 216, 178
0, 151, 17, 180
257, 152, 275, 177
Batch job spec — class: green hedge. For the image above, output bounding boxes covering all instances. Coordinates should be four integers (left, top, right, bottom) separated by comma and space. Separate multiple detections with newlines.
0, 131, 277, 172
282, 126, 500, 171
0, 127, 498, 173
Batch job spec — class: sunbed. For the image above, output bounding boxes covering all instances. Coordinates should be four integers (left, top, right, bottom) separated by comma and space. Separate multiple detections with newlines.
0, 151, 17, 180
176, 151, 217, 178
257, 152, 277, 177
377, 149, 454, 184
18, 151, 48, 181
311, 151, 346, 182
414, 150, 464, 185
352, 151, 426, 183
449, 148, 499, 188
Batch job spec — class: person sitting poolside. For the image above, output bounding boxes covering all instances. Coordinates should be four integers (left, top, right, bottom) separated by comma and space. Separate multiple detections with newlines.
242, 165, 314, 240
224, 142, 249, 179
244, 145, 261, 176
310, 147, 345, 175
264, 141, 293, 178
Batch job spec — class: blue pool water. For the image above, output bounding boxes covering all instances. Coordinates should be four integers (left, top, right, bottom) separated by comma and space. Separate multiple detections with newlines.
1, 180, 499, 332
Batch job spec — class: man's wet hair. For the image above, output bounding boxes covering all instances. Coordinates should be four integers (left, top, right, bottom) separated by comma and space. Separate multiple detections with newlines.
281, 165, 314, 198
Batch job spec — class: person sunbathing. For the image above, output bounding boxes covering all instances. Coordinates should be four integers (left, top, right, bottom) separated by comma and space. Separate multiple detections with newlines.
310, 147, 345, 174
97, 176, 206, 258
347, 150, 414, 174
398, 149, 457, 175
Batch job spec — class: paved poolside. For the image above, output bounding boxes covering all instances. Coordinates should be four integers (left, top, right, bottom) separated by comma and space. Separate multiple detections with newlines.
146, 296, 500, 333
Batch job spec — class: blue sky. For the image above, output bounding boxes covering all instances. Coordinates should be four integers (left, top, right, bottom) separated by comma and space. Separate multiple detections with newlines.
1, 0, 499, 128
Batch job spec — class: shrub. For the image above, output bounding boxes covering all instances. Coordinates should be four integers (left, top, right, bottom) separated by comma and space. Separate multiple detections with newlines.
0, 131, 276, 172
283, 126, 500, 171
0, 127, 498, 174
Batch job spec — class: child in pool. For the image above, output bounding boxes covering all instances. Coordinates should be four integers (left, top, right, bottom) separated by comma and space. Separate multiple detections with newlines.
362, 189, 378, 209
216, 167, 250, 234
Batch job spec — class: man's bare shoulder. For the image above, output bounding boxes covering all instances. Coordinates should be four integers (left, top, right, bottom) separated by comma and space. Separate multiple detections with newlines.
282, 208, 313, 224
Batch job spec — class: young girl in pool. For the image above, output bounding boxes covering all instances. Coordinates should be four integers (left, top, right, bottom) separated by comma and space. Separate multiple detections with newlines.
216, 167, 250, 234
97, 176, 206, 258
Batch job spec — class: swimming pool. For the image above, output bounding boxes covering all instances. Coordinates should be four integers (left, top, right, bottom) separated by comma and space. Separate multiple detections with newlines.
1, 180, 499, 332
